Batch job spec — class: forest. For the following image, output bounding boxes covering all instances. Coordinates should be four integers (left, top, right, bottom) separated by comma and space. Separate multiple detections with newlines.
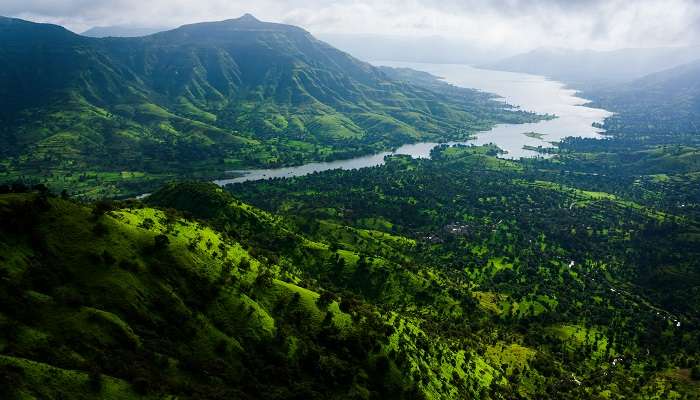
1, 7, 700, 400
2, 133, 699, 398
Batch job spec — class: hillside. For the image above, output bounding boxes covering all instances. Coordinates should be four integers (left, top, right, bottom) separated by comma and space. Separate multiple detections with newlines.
485, 46, 700, 89
0, 187, 421, 399
0, 14, 538, 198
3, 145, 700, 398
588, 60, 700, 143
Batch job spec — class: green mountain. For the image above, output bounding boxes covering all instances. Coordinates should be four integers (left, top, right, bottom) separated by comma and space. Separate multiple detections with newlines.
3, 143, 700, 398
0, 187, 404, 399
0, 14, 537, 198
3, 10, 700, 400
589, 60, 700, 144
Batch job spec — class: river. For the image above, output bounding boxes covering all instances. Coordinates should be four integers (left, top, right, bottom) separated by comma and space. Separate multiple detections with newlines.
214, 62, 612, 185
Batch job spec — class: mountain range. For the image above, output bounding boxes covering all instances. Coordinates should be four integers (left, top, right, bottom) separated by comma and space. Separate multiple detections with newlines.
80, 26, 511, 64
81, 25, 171, 38
485, 46, 700, 89
2, 10, 700, 400
588, 59, 700, 143
0, 14, 535, 198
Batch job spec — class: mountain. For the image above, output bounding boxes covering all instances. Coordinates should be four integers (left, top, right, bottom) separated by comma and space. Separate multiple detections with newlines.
0, 14, 537, 198
588, 59, 700, 144
319, 33, 510, 65
485, 46, 700, 89
81, 25, 169, 38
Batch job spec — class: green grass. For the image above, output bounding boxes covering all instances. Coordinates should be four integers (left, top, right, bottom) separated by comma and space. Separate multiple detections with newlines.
0, 355, 152, 400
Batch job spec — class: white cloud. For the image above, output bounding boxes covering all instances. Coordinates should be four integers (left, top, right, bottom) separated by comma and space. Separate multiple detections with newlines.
2, 0, 699, 51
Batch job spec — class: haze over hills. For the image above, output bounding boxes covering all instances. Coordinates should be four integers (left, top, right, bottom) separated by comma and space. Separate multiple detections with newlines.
81, 25, 171, 38
590, 59, 700, 141
485, 46, 700, 89
78, 27, 513, 64
0, 14, 537, 197
318, 33, 511, 65
3, 3, 700, 400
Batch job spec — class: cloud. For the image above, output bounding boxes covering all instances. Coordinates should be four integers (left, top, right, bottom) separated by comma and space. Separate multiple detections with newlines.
2, 0, 699, 51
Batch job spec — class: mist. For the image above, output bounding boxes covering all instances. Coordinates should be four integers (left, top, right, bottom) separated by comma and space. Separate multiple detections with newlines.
2, 0, 700, 54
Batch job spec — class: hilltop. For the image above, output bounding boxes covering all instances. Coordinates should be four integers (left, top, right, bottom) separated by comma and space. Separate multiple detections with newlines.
0, 14, 538, 198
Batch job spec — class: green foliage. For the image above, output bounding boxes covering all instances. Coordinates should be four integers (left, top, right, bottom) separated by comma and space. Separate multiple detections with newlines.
228, 144, 700, 399
691, 365, 700, 381
2, 14, 700, 399
0, 15, 539, 199
0, 192, 414, 399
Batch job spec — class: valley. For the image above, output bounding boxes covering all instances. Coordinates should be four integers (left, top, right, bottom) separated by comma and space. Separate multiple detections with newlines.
1, 7, 700, 400
216, 63, 611, 184
0, 15, 539, 199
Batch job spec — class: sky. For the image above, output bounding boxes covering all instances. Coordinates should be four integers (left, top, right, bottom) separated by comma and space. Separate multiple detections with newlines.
2, 0, 700, 53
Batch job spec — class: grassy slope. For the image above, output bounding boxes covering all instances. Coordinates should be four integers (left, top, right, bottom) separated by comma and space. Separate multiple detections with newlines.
0, 192, 399, 398
228, 146, 700, 399
0, 188, 513, 399
0, 16, 541, 199
2, 156, 699, 398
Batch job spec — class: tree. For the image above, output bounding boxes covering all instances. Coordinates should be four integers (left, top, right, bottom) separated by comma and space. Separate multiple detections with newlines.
92, 222, 108, 237
316, 291, 336, 310
238, 257, 251, 271
691, 365, 700, 381
139, 218, 155, 230
255, 268, 274, 288
92, 200, 114, 218
88, 368, 103, 392
153, 234, 170, 250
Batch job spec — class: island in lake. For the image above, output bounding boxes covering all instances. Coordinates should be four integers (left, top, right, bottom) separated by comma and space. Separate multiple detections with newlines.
522, 131, 547, 139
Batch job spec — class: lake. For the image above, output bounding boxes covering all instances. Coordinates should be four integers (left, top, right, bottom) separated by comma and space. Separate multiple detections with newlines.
214, 62, 612, 185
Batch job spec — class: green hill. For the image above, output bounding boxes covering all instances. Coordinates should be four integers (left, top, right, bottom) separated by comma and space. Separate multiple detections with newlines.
0, 14, 538, 198
589, 60, 700, 144
0, 189, 414, 399
3, 156, 699, 398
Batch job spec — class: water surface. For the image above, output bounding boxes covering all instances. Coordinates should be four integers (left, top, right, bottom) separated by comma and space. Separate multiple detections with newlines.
215, 63, 612, 185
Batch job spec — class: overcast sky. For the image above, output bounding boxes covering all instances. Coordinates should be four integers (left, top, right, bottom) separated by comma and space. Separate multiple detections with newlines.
2, 0, 700, 52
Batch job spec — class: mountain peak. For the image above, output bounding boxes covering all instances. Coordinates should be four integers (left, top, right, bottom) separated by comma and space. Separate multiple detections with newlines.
163, 14, 306, 38
238, 13, 260, 22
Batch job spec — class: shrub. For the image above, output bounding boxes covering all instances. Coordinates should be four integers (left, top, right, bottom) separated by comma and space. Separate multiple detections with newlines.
254, 268, 273, 288
53, 286, 85, 308
0, 364, 24, 398
119, 259, 140, 273
10, 182, 28, 193
102, 250, 116, 265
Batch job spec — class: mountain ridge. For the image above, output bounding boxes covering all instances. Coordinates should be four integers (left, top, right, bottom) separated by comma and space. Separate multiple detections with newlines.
485, 45, 700, 89
0, 15, 538, 198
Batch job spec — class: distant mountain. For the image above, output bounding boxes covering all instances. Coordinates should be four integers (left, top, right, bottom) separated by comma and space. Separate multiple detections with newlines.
81, 25, 169, 37
485, 46, 700, 89
589, 59, 700, 141
318, 33, 510, 65
0, 14, 536, 196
